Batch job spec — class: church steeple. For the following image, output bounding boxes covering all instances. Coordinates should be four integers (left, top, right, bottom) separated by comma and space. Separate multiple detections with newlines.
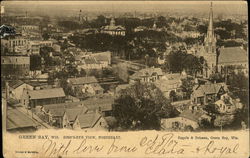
204, 1, 216, 54
207, 2, 214, 41
202, 2, 217, 78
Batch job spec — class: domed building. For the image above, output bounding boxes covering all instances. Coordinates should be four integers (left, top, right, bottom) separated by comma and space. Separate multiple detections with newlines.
100, 18, 126, 36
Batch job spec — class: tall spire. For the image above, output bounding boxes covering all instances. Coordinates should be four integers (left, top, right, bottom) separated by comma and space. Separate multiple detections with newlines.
204, 1, 216, 53
207, 2, 214, 39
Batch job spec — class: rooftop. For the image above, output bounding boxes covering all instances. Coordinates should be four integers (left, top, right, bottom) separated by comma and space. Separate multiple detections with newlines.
68, 76, 98, 85
7, 108, 38, 130
179, 109, 204, 122
192, 82, 228, 97
130, 67, 163, 79
28, 88, 65, 100
218, 47, 248, 64
77, 112, 102, 128
9, 80, 25, 89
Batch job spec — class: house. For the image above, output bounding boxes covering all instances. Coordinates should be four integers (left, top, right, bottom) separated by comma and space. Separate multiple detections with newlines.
41, 104, 88, 128
21, 88, 66, 108
217, 47, 248, 75
191, 82, 228, 105
154, 72, 187, 98
81, 96, 114, 116
161, 109, 210, 131
52, 43, 61, 52
92, 51, 112, 65
1, 55, 30, 77
100, 18, 126, 36
72, 112, 108, 131
215, 93, 243, 114
130, 67, 163, 83
68, 76, 103, 96
21, 25, 39, 32
8, 80, 33, 102
77, 57, 103, 70
28, 41, 40, 55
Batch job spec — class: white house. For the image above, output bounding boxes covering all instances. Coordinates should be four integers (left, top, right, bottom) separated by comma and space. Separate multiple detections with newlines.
9, 80, 33, 102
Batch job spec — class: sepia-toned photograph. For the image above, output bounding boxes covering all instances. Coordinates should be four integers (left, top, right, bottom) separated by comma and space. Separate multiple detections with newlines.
1, 1, 248, 134
2, 1, 249, 157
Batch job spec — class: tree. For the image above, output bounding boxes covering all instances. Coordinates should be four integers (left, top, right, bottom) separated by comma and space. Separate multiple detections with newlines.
214, 114, 234, 130
113, 82, 178, 130
209, 73, 224, 83
180, 77, 195, 99
169, 90, 177, 102
30, 55, 42, 71
203, 103, 220, 116
42, 32, 51, 40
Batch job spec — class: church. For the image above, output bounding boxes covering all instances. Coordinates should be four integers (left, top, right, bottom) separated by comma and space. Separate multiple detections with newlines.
201, 2, 248, 78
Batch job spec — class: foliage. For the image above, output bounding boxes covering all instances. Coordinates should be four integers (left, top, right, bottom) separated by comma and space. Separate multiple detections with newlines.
165, 50, 203, 74
180, 77, 195, 98
30, 55, 42, 71
113, 82, 178, 130
209, 73, 224, 83
203, 103, 220, 116
214, 114, 234, 127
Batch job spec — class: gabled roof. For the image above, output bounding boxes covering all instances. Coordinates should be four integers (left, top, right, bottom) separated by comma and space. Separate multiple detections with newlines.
218, 47, 248, 64
82, 97, 114, 112
77, 112, 102, 128
92, 52, 111, 62
9, 80, 25, 89
130, 67, 163, 79
192, 83, 227, 97
68, 76, 98, 85
66, 108, 88, 122
28, 88, 65, 100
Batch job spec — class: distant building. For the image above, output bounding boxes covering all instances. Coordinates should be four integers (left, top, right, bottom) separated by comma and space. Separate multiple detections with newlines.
130, 67, 163, 83
77, 57, 103, 70
72, 112, 108, 131
201, 2, 217, 78
1, 35, 29, 53
191, 82, 228, 105
67, 77, 103, 96
52, 43, 61, 52
28, 41, 40, 55
21, 25, 39, 32
161, 109, 210, 131
215, 93, 243, 114
217, 47, 248, 75
41, 104, 88, 128
21, 88, 66, 108
8, 80, 33, 102
100, 18, 126, 36
154, 72, 187, 98
1, 55, 30, 77
81, 96, 114, 116
134, 26, 147, 32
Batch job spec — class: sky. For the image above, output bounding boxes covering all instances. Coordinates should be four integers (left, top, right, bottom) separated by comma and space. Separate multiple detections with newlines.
1, 1, 248, 17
